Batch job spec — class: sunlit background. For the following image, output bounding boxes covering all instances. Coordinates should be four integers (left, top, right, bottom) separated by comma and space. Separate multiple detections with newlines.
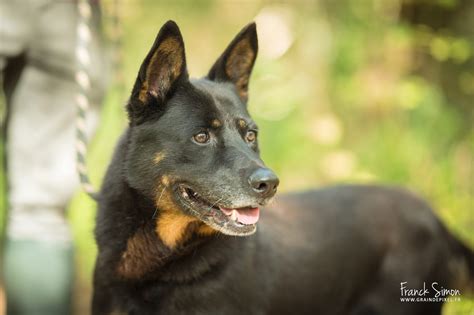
1, 0, 473, 314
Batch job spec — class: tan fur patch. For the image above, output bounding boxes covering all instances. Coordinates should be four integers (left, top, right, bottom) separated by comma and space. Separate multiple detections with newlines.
117, 187, 218, 279
139, 37, 184, 102
154, 188, 199, 248
156, 210, 197, 248
225, 38, 255, 100
116, 228, 160, 279
211, 119, 222, 128
153, 183, 220, 249
155, 185, 176, 211
238, 119, 247, 128
154, 152, 166, 164
197, 224, 218, 236
161, 175, 171, 187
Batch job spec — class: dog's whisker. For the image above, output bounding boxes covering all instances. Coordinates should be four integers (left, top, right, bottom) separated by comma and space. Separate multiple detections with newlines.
208, 197, 224, 211
152, 187, 166, 219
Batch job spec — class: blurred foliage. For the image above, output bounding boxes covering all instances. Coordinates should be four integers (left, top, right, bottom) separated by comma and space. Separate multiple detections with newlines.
0, 0, 473, 314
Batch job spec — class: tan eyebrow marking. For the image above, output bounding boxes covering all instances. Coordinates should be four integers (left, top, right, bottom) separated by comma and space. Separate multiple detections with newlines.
154, 152, 166, 164
238, 119, 247, 128
211, 119, 222, 128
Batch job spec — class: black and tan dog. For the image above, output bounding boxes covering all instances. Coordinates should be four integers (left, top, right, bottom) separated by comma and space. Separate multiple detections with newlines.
92, 21, 473, 315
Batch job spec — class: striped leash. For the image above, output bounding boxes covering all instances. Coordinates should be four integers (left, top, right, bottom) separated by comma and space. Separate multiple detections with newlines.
75, 0, 98, 200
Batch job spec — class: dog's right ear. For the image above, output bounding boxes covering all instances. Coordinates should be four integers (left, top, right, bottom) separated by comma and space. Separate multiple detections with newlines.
128, 20, 188, 124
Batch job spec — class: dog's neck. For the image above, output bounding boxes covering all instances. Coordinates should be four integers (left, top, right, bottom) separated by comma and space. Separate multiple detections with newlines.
109, 182, 220, 282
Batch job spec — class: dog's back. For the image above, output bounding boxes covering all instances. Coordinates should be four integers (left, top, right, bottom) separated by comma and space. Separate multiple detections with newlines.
260, 185, 473, 314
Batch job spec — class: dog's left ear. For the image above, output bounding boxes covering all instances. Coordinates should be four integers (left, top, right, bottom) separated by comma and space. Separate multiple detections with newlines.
128, 20, 188, 124
207, 23, 258, 102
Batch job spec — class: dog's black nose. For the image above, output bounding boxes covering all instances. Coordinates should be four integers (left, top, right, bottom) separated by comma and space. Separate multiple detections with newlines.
248, 168, 279, 198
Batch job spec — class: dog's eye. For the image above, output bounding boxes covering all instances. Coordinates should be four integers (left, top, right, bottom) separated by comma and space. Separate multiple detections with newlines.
193, 131, 210, 144
245, 130, 257, 143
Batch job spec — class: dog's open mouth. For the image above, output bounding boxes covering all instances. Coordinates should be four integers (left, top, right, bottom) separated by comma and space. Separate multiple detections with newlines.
174, 184, 258, 236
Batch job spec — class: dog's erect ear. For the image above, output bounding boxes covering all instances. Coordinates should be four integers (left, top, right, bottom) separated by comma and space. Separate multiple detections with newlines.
207, 23, 258, 102
129, 20, 188, 121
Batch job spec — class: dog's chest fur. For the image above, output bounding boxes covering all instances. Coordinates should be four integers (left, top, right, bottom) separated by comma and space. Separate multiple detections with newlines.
98, 219, 272, 314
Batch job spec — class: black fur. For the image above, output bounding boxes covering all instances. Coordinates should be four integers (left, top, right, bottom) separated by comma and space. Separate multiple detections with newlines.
93, 21, 474, 315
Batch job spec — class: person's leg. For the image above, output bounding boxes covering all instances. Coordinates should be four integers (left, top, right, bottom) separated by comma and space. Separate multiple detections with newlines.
2, 1, 104, 314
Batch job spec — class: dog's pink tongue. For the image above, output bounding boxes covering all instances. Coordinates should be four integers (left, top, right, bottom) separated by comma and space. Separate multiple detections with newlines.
220, 207, 260, 225
236, 207, 260, 225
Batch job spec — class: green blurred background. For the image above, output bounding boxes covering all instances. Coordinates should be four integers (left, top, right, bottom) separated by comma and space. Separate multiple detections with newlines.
1, 0, 473, 314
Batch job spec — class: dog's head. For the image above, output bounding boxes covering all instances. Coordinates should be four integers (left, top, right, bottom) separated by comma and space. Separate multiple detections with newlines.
125, 21, 278, 239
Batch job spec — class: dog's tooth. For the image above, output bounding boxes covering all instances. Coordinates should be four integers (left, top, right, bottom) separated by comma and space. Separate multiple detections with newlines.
230, 210, 238, 221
